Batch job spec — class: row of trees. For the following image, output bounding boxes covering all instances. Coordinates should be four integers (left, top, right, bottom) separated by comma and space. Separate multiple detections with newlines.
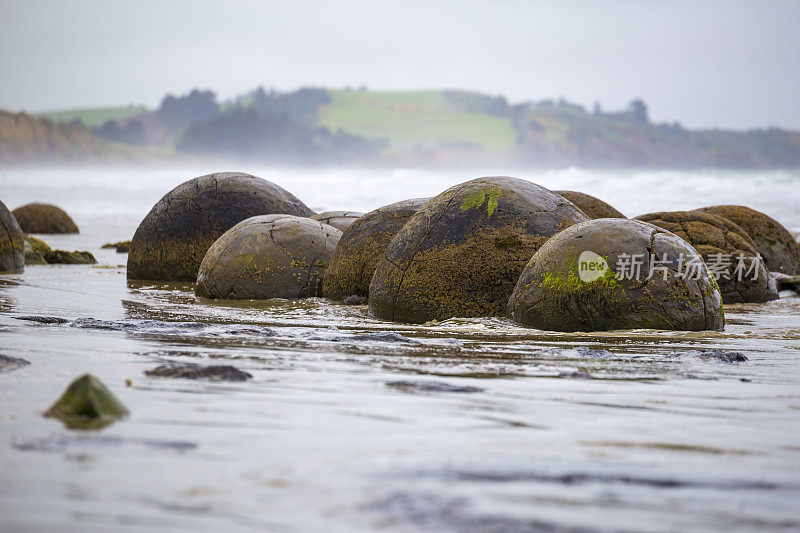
91, 87, 383, 162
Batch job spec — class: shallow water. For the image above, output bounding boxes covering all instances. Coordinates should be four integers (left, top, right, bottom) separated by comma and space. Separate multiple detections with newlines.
1, 167, 800, 532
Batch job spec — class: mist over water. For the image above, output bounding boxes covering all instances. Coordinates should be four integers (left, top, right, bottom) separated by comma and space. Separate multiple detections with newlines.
3, 166, 799, 232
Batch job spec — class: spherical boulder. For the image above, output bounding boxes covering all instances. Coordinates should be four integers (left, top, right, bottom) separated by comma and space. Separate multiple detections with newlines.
508, 219, 724, 332
368, 177, 589, 323
196, 215, 341, 300
694, 205, 800, 274
310, 211, 363, 232
12, 203, 78, 233
635, 211, 778, 303
0, 200, 24, 273
554, 190, 625, 219
323, 198, 429, 303
128, 173, 314, 281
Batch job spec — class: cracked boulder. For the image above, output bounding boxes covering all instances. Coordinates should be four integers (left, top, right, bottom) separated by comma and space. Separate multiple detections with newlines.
196, 215, 341, 300
127, 172, 314, 281
554, 190, 625, 219
508, 219, 724, 332
12, 203, 78, 233
694, 205, 800, 274
0, 199, 24, 273
635, 211, 778, 303
323, 198, 429, 302
310, 211, 363, 232
368, 177, 588, 323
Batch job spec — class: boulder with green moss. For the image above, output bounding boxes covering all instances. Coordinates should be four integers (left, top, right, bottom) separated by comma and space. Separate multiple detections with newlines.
555, 190, 625, 219
323, 198, 429, 302
45, 250, 97, 264
128, 172, 314, 282
44, 374, 129, 429
101, 240, 130, 253
310, 211, 363, 232
23, 240, 47, 265
635, 211, 778, 303
12, 203, 78, 233
196, 215, 341, 300
508, 219, 724, 332
694, 205, 800, 274
25, 234, 52, 256
369, 177, 589, 323
0, 200, 24, 273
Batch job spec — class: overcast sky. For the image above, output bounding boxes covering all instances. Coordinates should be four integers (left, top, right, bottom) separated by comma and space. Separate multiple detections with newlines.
1, 0, 798, 130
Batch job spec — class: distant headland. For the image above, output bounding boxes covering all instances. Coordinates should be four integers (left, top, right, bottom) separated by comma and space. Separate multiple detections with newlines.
3, 87, 799, 168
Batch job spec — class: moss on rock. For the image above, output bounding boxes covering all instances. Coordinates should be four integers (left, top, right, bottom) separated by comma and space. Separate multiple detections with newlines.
45, 250, 97, 264
323, 198, 429, 302
694, 205, 800, 274
635, 210, 778, 303
508, 219, 724, 332
0, 199, 24, 273
102, 240, 130, 253
44, 374, 129, 430
555, 190, 625, 219
196, 215, 341, 300
368, 177, 588, 323
12, 203, 78, 233
127, 172, 314, 282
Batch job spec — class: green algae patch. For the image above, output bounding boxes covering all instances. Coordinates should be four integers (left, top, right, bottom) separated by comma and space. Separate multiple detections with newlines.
508, 219, 724, 332
44, 374, 129, 430
459, 186, 502, 217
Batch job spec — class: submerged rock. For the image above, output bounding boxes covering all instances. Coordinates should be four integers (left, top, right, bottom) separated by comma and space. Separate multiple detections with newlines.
323, 198, 429, 302
386, 380, 484, 393
636, 211, 778, 303
694, 205, 800, 274
508, 219, 724, 332
144, 363, 252, 381
196, 215, 341, 300
555, 190, 625, 219
23, 234, 50, 265
0, 354, 30, 373
12, 203, 78, 233
45, 250, 97, 264
679, 349, 748, 362
127, 172, 314, 281
310, 211, 363, 232
44, 374, 129, 429
0, 199, 24, 273
101, 240, 130, 253
23, 241, 47, 265
369, 177, 588, 323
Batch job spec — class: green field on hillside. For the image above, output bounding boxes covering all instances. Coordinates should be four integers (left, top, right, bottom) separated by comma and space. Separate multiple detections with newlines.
37, 106, 148, 127
319, 90, 518, 151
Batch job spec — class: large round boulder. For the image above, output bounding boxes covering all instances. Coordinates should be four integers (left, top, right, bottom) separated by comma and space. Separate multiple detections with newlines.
368, 177, 589, 323
635, 211, 778, 303
128, 173, 314, 281
310, 211, 363, 232
694, 205, 800, 274
323, 198, 429, 302
196, 215, 341, 300
11, 203, 78, 233
554, 190, 625, 219
508, 219, 724, 332
0, 200, 24, 273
